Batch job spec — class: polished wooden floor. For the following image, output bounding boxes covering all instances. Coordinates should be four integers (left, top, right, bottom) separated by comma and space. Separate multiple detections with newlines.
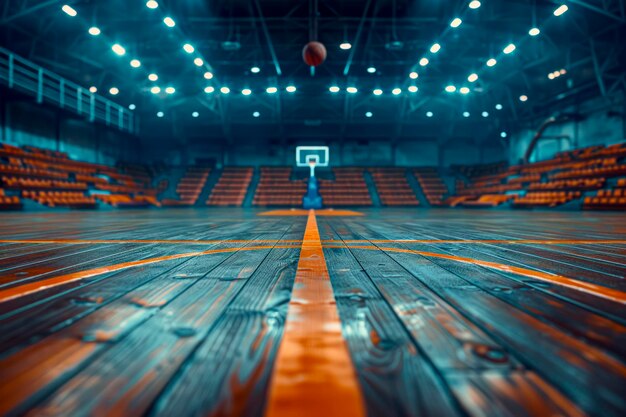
0, 208, 625, 417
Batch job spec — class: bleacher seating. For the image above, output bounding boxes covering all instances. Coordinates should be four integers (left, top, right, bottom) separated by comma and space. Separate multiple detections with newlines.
583, 179, 626, 210
318, 168, 372, 206
162, 166, 211, 206
449, 142, 626, 210
369, 168, 419, 206
0, 188, 21, 210
1, 142, 158, 210
207, 167, 253, 206
253, 167, 307, 206
414, 168, 448, 206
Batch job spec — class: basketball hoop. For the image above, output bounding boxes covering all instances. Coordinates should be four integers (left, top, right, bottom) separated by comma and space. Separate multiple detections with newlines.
296, 146, 329, 178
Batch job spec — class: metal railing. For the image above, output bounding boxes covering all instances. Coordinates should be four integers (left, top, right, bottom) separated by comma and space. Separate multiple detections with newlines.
0, 46, 136, 134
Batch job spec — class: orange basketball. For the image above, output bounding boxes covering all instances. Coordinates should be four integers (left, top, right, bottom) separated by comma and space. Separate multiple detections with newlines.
302, 41, 327, 67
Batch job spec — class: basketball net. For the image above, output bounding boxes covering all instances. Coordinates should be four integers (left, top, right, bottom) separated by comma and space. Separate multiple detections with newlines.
308, 160, 317, 178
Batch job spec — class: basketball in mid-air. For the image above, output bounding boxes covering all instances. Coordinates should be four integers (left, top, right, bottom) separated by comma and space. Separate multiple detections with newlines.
302, 41, 327, 67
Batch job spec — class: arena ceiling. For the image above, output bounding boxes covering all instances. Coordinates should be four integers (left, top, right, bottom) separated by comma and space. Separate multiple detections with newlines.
1, 0, 625, 146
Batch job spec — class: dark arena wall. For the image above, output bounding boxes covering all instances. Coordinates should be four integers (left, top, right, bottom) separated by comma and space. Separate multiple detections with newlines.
0, 1, 625, 417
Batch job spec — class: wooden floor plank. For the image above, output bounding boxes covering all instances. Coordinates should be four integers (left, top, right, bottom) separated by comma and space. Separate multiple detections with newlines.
17, 226, 293, 417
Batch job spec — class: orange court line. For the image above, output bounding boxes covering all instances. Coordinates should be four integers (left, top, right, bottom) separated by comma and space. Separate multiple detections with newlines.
0, 239, 302, 245
0, 245, 295, 304
325, 245, 626, 304
264, 210, 366, 417
323, 239, 626, 245
259, 209, 364, 216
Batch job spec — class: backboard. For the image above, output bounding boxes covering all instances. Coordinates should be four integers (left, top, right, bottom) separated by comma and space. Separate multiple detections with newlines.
296, 146, 329, 168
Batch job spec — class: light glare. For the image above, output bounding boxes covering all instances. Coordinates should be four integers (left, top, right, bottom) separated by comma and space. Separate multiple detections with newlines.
109, 87, 119, 95
286, 85, 296, 93
392, 88, 401, 95
373, 89, 383, 96
419, 58, 429, 66
487, 58, 497, 67
503, 44, 516, 54
183, 44, 195, 54
165, 87, 175, 94
445, 85, 456, 93
146, 1, 159, 9
459, 87, 470, 94
62, 5, 77, 17
554, 5, 568, 16
242, 89, 252, 96
329, 86, 340, 93
468, 73, 478, 82
339, 42, 352, 50
430, 43, 441, 53
88, 27, 101, 36
529, 27, 540, 36
204, 86, 215, 93
220, 86, 230, 94
346, 87, 358, 94
409, 71, 419, 79
130, 59, 141, 68
89, 86, 97, 93
163, 17, 175, 27
112, 44, 126, 56
450, 18, 462, 28
194, 58, 204, 67
150, 86, 161, 94
148, 73, 158, 81
408, 86, 418, 93
469, 1, 481, 9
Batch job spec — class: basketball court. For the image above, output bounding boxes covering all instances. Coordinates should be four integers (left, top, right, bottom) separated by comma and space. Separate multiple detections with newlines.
1, 1, 626, 416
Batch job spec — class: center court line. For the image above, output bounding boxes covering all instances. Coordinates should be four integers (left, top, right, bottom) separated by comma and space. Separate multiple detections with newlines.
264, 210, 366, 417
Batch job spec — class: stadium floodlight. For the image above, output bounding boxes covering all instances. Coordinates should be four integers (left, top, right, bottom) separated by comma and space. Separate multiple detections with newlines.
519, 94, 528, 102
346, 87, 358, 94
194, 58, 204, 67
392, 88, 402, 95
242, 88, 252, 96
367, 67, 376, 73
164, 17, 175, 27
409, 71, 419, 79
220, 86, 230, 94
109, 87, 119, 95
463, 111, 470, 117
373, 89, 383, 96
286, 85, 297, 93
204, 72, 213, 80
204, 86, 215, 93
529, 27, 540, 36
487, 58, 497, 67
183, 44, 195, 54
419, 58, 429, 66
501, 131, 508, 138
192, 112, 199, 118
408, 86, 418, 93
129, 104, 136, 110
89, 86, 97, 93
266, 87, 278, 94
250, 66, 261, 73
365, 111, 373, 118
468, 73, 478, 82
150, 86, 161, 94
445, 85, 457, 93
88, 27, 101, 36
426, 111, 434, 117
165, 87, 175, 94
459, 87, 470, 94
146, 1, 159, 9
62, 5, 77, 17
253, 111, 260, 117
157, 111, 164, 118
339, 42, 352, 50
430, 43, 441, 53
482, 111, 489, 117
469, 1, 481, 9
450, 18, 462, 28
503, 43, 516, 54
554, 5, 568, 16
329, 86, 340, 93
495, 103, 503, 110
130, 59, 141, 68
112, 44, 126, 56
148, 73, 158, 81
